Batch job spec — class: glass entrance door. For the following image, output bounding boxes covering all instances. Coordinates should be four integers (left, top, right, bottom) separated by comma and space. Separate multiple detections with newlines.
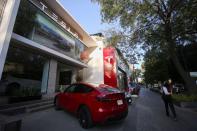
59, 71, 72, 85
56, 63, 72, 92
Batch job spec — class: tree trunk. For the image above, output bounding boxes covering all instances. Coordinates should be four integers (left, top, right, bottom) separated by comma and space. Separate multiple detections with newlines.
170, 52, 197, 93
165, 23, 197, 94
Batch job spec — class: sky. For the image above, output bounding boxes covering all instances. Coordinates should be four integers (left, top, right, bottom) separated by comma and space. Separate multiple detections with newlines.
58, 0, 112, 34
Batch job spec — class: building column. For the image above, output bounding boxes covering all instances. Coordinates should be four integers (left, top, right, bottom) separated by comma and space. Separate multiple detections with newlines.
0, 0, 21, 79
47, 59, 57, 95
41, 61, 50, 94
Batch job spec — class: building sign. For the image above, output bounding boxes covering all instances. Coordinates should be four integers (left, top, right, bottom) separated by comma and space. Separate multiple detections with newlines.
30, 0, 79, 38
103, 47, 117, 87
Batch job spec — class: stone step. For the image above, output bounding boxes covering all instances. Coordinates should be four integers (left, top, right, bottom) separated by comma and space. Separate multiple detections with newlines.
0, 98, 54, 115
0, 98, 54, 110
26, 100, 53, 109
27, 103, 54, 113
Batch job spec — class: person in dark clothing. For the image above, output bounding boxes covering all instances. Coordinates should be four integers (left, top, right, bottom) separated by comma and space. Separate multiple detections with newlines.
162, 81, 177, 121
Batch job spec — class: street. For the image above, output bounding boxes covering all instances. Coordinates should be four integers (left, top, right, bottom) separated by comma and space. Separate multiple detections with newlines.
21, 88, 197, 131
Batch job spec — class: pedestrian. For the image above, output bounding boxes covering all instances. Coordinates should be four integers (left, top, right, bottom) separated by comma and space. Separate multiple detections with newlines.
168, 79, 173, 92
161, 81, 177, 121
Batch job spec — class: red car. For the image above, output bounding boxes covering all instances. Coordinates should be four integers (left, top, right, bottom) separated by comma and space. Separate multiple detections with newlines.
54, 82, 128, 128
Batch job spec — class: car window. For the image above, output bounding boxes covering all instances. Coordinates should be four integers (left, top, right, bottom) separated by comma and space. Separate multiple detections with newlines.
74, 84, 94, 93
97, 86, 120, 93
65, 85, 76, 93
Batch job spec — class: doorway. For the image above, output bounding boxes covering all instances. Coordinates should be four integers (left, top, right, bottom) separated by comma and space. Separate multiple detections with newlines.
56, 63, 73, 92
59, 71, 72, 85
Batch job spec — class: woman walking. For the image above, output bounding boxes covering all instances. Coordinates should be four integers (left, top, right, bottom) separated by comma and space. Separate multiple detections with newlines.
162, 81, 177, 121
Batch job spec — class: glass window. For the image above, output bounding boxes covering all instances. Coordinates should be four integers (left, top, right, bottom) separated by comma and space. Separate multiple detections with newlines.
97, 87, 120, 93
0, 42, 49, 97
55, 62, 73, 92
74, 84, 94, 93
13, 0, 87, 62
65, 85, 76, 93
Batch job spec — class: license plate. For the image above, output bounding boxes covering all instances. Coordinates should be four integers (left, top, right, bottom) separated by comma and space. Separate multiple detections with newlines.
117, 100, 123, 105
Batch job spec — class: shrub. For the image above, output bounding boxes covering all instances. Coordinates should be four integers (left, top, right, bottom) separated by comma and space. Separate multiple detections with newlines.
172, 94, 197, 102
12, 87, 41, 97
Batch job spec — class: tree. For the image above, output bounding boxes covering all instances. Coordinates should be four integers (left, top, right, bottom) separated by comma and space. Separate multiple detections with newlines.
133, 68, 142, 83
144, 48, 169, 84
181, 43, 197, 71
92, 0, 197, 93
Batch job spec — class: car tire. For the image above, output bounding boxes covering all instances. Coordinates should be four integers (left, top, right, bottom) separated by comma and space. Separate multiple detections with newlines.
78, 106, 93, 129
54, 97, 61, 110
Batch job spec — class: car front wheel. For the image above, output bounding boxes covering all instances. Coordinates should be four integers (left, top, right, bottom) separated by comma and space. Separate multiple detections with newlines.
78, 106, 93, 129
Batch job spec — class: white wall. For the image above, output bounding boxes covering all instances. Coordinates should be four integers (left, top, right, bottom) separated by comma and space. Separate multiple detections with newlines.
83, 41, 104, 84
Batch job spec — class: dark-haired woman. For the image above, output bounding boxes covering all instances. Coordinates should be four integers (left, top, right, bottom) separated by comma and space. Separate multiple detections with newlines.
162, 82, 177, 121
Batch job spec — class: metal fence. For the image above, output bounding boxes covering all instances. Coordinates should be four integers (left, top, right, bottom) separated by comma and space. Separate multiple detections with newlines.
0, 0, 7, 26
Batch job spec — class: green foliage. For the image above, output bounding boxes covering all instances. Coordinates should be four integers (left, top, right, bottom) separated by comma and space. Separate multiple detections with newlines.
133, 68, 143, 82
179, 44, 197, 71
92, 0, 197, 91
172, 94, 197, 102
93, 0, 197, 49
102, 28, 141, 64
144, 48, 169, 84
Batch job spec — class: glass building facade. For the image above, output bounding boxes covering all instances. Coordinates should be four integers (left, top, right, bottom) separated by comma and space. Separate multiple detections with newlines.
13, 0, 87, 61
0, 0, 88, 104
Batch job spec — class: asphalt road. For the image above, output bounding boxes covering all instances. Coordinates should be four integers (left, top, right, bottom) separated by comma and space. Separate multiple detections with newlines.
21, 88, 197, 131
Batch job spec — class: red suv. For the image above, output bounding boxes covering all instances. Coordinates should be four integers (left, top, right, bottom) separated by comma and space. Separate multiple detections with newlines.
54, 82, 128, 128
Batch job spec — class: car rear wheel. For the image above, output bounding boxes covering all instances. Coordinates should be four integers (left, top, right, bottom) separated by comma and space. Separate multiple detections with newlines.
54, 97, 61, 110
78, 106, 93, 129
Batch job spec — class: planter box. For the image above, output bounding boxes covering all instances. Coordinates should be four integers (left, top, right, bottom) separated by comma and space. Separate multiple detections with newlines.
174, 101, 197, 108
8, 95, 42, 104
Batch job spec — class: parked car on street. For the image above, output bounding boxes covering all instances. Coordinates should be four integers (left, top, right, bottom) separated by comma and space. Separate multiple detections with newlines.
125, 91, 132, 104
54, 82, 128, 129
128, 83, 141, 95
173, 83, 185, 93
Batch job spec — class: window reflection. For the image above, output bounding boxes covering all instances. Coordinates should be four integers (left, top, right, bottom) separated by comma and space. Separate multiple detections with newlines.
0, 43, 49, 97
